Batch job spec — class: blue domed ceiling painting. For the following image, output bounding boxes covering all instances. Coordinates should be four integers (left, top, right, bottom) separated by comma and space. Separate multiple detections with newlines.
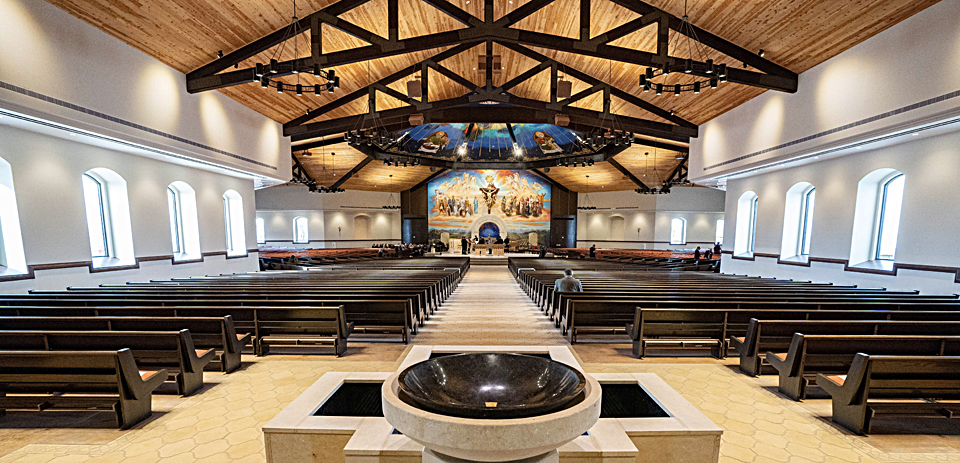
395, 123, 586, 160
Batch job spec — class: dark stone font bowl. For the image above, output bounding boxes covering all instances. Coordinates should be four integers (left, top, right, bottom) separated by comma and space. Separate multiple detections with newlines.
397, 353, 586, 419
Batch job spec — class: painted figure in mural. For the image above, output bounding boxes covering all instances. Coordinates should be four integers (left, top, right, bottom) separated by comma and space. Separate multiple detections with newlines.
448, 196, 455, 215
479, 176, 500, 214
474, 198, 479, 214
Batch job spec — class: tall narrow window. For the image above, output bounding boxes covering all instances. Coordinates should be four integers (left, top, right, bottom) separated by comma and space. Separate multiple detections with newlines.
256, 217, 265, 244
670, 218, 686, 245
799, 188, 816, 256
748, 196, 758, 253
167, 182, 201, 260
0, 156, 27, 275
82, 173, 109, 258
222, 190, 246, 256
875, 174, 905, 261
294, 216, 309, 244
81, 168, 135, 268
734, 191, 759, 257
849, 169, 905, 268
167, 186, 183, 254
715, 219, 724, 246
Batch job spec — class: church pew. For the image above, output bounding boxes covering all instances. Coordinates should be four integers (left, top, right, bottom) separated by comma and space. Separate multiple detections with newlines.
0, 330, 213, 396
766, 334, 960, 400
0, 349, 167, 429
732, 319, 960, 376
626, 308, 960, 358
818, 354, 960, 435
0, 315, 249, 373
0, 299, 413, 342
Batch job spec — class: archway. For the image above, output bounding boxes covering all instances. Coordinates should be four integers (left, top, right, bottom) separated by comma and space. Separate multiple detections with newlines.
478, 222, 500, 239
468, 214, 508, 239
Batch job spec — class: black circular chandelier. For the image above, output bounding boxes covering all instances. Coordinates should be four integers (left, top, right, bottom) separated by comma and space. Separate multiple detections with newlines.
638, 1, 731, 96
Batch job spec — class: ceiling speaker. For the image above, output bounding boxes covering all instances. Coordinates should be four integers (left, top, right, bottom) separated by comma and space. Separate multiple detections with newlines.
409, 114, 424, 126
554, 114, 570, 127
556, 80, 572, 99
406, 80, 422, 98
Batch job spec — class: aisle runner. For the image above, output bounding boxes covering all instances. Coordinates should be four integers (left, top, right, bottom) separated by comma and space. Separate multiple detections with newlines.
413, 267, 568, 345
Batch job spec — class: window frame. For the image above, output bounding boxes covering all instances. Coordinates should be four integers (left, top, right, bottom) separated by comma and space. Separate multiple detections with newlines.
798, 187, 816, 256
82, 172, 111, 259
293, 216, 309, 244
167, 186, 184, 254
256, 217, 266, 244
715, 219, 724, 246
223, 196, 233, 252
875, 173, 905, 261
748, 196, 758, 254
669, 217, 687, 246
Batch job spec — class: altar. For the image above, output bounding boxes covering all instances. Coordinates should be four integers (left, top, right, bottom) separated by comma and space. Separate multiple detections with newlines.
474, 243, 505, 256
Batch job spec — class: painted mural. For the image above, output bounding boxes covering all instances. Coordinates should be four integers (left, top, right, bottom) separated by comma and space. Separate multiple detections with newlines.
427, 170, 551, 244
397, 123, 586, 160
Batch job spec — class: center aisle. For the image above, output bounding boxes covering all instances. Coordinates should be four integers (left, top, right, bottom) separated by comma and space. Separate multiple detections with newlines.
413, 266, 568, 345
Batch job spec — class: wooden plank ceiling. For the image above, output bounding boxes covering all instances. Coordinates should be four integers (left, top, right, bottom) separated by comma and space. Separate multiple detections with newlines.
46, 0, 940, 192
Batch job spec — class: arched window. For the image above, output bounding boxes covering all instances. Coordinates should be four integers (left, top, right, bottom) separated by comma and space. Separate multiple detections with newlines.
167, 182, 201, 261
875, 174, 905, 260
670, 218, 687, 245
81, 168, 135, 267
849, 169, 905, 268
779, 182, 816, 261
293, 216, 309, 244
715, 219, 724, 246
734, 191, 759, 257
256, 217, 265, 244
222, 190, 246, 256
0, 156, 27, 276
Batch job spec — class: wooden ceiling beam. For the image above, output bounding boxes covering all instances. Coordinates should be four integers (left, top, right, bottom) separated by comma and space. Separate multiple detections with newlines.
631, 138, 689, 153
285, 42, 479, 130
187, 0, 372, 79
607, 157, 650, 191
292, 137, 344, 151
189, 0, 796, 94
428, 61, 480, 92
498, 42, 696, 128
500, 61, 551, 92
494, 0, 555, 27
420, 0, 477, 26
330, 156, 374, 189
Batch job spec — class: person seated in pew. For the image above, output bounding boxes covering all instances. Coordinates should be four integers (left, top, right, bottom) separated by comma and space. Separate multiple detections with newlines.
713, 242, 721, 255
554, 269, 583, 293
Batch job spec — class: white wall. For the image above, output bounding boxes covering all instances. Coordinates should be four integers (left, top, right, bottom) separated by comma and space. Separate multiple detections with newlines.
721, 128, 960, 294
255, 186, 402, 249
0, 0, 289, 181
690, 0, 960, 182
576, 187, 725, 250
0, 124, 259, 293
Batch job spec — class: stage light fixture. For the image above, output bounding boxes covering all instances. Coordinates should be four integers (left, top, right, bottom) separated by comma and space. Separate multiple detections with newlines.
758, 49, 765, 57
217, 50, 223, 59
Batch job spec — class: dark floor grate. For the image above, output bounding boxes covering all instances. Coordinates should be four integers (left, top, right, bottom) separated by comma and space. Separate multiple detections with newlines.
314, 382, 384, 417
599, 383, 670, 418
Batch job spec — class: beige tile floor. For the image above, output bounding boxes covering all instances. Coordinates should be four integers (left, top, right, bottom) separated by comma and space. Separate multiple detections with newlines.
1, 266, 958, 462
